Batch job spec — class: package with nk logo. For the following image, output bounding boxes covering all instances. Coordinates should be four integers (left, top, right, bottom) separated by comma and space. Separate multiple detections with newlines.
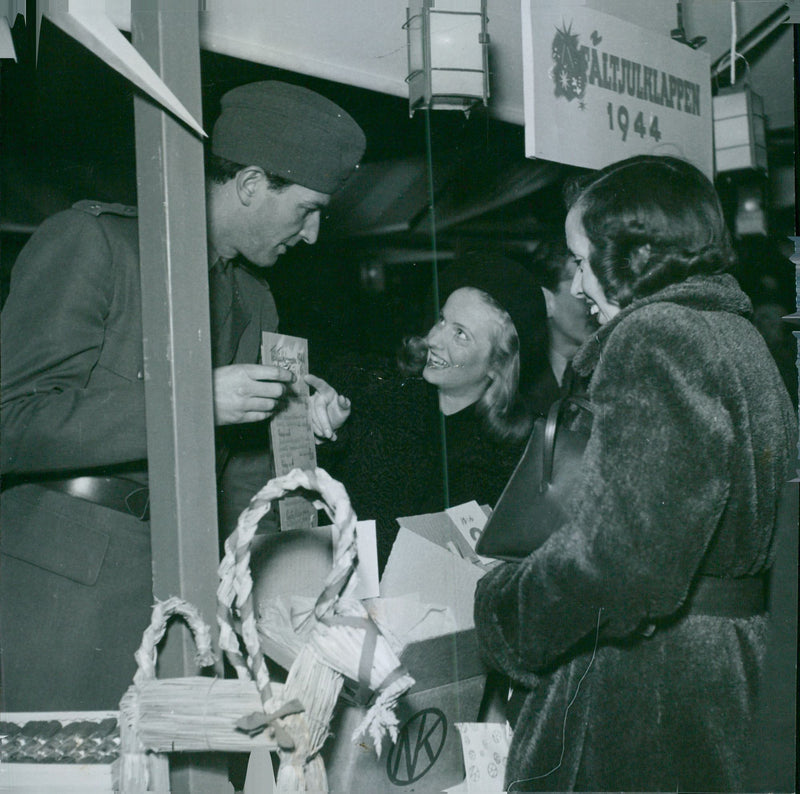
322, 515, 492, 793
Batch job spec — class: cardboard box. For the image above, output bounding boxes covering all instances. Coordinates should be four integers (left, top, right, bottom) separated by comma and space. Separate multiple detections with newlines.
252, 507, 492, 792
322, 524, 490, 793
322, 634, 486, 794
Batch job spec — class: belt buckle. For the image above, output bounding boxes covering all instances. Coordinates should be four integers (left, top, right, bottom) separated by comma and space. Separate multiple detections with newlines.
124, 487, 150, 521
638, 621, 657, 638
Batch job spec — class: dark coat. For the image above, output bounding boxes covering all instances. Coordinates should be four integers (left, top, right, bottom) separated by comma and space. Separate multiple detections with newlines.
474, 274, 796, 791
0, 202, 278, 710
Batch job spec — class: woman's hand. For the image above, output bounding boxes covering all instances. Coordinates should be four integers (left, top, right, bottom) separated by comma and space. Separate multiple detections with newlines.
305, 373, 351, 443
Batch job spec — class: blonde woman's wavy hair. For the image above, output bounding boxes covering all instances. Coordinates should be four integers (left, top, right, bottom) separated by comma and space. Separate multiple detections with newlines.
399, 288, 533, 443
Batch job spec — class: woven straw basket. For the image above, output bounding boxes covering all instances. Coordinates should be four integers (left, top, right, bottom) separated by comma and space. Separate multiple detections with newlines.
117, 467, 412, 793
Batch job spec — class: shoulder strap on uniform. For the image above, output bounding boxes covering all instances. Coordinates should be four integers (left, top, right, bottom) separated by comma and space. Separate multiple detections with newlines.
72, 200, 138, 218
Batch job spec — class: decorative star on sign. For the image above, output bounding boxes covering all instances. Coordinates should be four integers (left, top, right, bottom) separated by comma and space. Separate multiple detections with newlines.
553, 20, 580, 63
551, 20, 587, 102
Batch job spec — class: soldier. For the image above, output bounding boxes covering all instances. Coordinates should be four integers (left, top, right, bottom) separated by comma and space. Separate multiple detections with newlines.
0, 81, 364, 711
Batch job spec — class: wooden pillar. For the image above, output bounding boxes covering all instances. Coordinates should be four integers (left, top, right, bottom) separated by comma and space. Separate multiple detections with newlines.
131, 0, 229, 790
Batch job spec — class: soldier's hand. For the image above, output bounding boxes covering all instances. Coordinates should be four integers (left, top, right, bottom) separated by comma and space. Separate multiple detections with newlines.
213, 364, 295, 425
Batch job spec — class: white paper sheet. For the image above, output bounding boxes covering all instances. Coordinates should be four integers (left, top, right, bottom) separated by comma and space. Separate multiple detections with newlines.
380, 528, 485, 632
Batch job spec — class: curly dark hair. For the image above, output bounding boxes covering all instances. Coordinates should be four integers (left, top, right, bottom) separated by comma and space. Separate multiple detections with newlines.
530, 232, 575, 291
564, 155, 735, 308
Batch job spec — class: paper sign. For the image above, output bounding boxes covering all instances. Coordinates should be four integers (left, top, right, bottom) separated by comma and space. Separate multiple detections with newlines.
397, 508, 477, 563
445, 501, 494, 563
262, 332, 317, 531
453, 722, 513, 793
522, 0, 713, 176
380, 528, 485, 631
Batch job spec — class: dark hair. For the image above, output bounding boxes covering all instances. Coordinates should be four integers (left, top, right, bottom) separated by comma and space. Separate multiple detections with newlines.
205, 152, 294, 192
530, 232, 574, 291
564, 155, 735, 308
398, 287, 533, 443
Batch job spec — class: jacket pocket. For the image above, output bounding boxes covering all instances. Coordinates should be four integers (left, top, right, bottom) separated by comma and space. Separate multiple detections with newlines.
0, 486, 109, 586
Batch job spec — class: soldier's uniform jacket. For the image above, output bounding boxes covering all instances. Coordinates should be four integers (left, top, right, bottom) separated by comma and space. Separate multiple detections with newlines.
0, 201, 278, 710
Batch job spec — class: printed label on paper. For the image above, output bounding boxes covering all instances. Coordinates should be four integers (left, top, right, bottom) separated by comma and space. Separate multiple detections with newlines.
262, 332, 318, 530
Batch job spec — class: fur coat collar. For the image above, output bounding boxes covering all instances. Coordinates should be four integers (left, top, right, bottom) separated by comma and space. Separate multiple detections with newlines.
572, 273, 752, 378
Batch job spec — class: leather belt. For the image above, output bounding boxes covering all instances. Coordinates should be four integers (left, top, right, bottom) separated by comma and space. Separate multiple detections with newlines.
506, 572, 769, 728
636, 573, 766, 637
39, 476, 150, 521
684, 573, 767, 618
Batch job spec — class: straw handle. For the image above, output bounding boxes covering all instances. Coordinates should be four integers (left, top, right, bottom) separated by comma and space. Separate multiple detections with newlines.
216, 467, 358, 706
133, 596, 215, 686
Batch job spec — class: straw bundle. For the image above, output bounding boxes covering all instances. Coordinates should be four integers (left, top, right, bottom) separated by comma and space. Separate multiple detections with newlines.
258, 595, 415, 752
128, 677, 286, 752
273, 644, 344, 792
118, 597, 220, 791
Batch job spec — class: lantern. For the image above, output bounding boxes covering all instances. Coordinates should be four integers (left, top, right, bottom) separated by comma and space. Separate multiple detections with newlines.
713, 86, 768, 174
405, 0, 489, 117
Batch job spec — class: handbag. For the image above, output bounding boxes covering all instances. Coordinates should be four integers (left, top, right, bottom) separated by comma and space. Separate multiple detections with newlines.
475, 395, 593, 562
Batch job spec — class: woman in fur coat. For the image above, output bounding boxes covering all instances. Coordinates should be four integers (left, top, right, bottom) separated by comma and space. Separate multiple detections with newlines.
474, 155, 796, 792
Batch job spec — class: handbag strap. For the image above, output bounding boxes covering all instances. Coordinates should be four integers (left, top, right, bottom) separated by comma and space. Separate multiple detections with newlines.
541, 395, 593, 490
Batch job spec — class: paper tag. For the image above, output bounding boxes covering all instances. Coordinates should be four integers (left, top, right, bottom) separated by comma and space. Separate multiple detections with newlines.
262, 332, 317, 530
446, 501, 493, 563
454, 722, 513, 793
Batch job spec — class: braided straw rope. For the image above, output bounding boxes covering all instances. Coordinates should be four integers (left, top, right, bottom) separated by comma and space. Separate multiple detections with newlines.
133, 596, 215, 684
0, 717, 119, 764
216, 468, 359, 707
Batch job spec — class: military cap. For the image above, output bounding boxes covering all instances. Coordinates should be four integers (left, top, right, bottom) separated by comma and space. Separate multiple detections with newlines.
212, 81, 366, 194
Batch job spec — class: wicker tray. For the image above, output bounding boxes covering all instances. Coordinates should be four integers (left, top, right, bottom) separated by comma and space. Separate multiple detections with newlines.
0, 711, 119, 793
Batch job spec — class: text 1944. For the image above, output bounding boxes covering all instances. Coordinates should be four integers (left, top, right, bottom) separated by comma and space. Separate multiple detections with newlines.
607, 102, 662, 143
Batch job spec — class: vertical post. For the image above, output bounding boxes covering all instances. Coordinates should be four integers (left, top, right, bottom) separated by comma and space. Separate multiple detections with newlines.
423, 108, 449, 508
131, 0, 229, 790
